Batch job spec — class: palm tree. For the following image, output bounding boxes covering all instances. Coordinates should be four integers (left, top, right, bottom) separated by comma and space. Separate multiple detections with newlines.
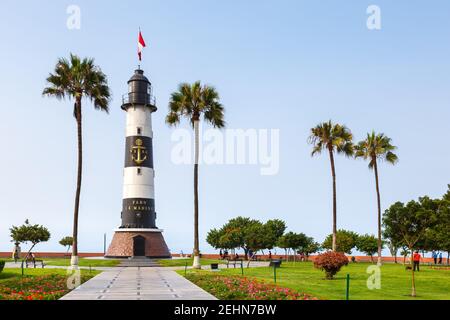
43, 54, 110, 267
308, 121, 354, 251
355, 132, 398, 265
166, 82, 225, 269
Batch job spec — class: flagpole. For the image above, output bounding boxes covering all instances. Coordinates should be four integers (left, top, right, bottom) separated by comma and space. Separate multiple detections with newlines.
138, 27, 141, 69
137, 27, 146, 70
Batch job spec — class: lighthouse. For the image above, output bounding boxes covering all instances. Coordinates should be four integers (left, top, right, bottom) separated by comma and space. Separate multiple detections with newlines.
106, 68, 171, 259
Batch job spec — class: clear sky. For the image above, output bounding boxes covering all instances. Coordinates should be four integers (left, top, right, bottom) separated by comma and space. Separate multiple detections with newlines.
0, 0, 449, 255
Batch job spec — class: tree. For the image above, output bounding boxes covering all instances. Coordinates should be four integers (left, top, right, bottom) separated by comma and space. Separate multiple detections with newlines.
302, 238, 321, 260
59, 236, 74, 253
385, 240, 400, 263
276, 232, 302, 262
263, 219, 287, 250
276, 234, 290, 260
355, 132, 398, 265
221, 217, 257, 259
206, 229, 222, 250
206, 227, 240, 251
356, 234, 379, 262
322, 230, 358, 254
400, 246, 410, 265
10, 220, 51, 260
309, 121, 354, 251
424, 185, 450, 264
43, 54, 110, 267
244, 222, 269, 266
207, 217, 287, 264
383, 198, 439, 297
383, 220, 404, 264
166, 82, 225, 269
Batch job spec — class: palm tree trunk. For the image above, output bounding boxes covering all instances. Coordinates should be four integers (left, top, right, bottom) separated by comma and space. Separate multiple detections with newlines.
192, 118, 201, 269
328, 147, 337, 252
71, 99, 82, 267
373, 159, 382, 265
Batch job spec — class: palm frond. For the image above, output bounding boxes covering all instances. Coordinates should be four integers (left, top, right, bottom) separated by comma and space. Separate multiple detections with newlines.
355, 131, 398, 168
309, 120, 354, 157
43, 54, 111, 113
167, 81, 225, 129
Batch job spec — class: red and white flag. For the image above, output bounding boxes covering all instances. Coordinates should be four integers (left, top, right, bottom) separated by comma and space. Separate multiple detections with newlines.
138, 30, 146, 61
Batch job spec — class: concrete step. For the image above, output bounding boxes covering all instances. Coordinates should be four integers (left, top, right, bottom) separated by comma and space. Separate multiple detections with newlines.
118, 257, 161, 268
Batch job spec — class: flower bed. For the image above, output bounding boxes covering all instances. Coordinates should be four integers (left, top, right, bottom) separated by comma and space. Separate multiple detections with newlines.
429, 266, 450, 271
185, 273, 317, 300
0, 274, 93, 300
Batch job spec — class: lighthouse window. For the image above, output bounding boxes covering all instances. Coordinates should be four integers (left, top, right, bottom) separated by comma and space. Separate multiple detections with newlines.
137, 168, 142, 175
137, 127, 142, 135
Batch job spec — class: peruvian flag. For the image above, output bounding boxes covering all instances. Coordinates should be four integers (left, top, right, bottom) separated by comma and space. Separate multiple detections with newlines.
138, 30, 146, 61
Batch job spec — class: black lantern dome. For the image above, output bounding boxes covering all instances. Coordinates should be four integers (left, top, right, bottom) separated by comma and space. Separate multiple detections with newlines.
121, 69, 157, 112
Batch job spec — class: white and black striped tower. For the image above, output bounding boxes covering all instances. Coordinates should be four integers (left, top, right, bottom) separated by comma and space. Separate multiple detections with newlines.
106, 68, 171, 259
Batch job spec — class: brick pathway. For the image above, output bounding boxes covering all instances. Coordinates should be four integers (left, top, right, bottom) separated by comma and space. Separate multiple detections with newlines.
60, 267, 216, 300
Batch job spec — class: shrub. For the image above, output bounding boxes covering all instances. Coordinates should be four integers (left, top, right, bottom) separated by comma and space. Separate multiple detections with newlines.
0, 260, 5, 273
314, 251, 349, 280
0, 273, 96, 300
185, 274, 318, 300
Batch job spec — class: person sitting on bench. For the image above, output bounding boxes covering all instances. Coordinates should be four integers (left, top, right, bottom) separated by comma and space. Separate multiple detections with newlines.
30, 252, 36, 264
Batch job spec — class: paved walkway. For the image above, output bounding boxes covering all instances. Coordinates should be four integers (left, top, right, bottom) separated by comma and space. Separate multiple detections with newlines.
60, 267, 217, 300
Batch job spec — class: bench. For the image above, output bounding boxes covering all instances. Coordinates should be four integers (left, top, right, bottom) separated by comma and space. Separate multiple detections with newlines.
269, 259, 282, 268
25, 258, 45, 268
226, 259, 243, 269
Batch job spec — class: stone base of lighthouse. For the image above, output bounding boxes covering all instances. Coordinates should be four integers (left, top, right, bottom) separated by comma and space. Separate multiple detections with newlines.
105, 229, 171, 259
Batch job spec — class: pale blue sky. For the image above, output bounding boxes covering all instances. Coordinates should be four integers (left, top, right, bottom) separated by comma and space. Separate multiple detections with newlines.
0, 0, 449, 255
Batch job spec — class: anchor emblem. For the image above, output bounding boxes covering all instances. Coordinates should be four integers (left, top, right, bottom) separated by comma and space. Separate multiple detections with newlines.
130, 138, 148, 165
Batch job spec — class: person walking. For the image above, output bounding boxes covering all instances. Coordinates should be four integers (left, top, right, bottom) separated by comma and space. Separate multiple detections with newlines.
413, 251, 421, 272
12, 242, 21, 263
432, 251, 438, 264
438, 252, 443, 265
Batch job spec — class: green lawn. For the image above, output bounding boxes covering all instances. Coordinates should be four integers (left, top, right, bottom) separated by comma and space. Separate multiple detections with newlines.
182, 262, 450, 300
157, 258, 223, 267
1, 258, 120, 267
42, 258, 120, 267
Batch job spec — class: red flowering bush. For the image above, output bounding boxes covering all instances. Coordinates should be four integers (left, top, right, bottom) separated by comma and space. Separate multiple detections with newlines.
0, 274, 94, 300
186, 274, 318, 300
313, 251, 349, 280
